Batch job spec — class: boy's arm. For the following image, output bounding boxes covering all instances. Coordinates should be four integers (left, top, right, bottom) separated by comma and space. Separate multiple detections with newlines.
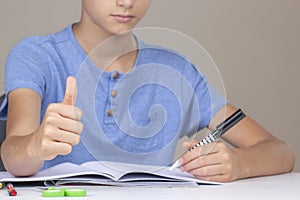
1, 88, 44, 176
1, 77, 84, 177
180, 104, 295, 182
212, 104, 294, 178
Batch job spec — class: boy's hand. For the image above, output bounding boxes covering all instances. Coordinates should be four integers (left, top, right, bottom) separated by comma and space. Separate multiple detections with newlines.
178, 140, 241, 182
31, 76, 84, 161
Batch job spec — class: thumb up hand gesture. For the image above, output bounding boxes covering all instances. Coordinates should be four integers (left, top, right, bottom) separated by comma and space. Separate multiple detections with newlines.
32, 76, 84, 161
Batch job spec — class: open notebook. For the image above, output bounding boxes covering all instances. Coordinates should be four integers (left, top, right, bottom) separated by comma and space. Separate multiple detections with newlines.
0, 161, 220, 187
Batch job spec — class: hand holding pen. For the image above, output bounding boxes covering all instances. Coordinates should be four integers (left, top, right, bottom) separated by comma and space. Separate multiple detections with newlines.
169, 109, 245, 175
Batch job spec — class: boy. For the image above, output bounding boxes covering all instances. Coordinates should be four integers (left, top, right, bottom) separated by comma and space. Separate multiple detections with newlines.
0, 0, 294, 182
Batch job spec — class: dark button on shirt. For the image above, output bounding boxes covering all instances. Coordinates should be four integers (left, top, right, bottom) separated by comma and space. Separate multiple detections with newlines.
111, 90, 118, 97
112, 72, 119, 79
107, 109, 114, 117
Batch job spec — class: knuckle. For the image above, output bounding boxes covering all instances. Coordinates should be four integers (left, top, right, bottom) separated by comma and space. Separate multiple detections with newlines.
43, 130, 52, 140
40, 139, 49, 149
218, 142, 227, 149
222, 153, 230, 162
223, 174, 232, 182
225, 163, 233, 172
47, 103, 58, 112
40, 141, 47, 152
44, 115, 57, 125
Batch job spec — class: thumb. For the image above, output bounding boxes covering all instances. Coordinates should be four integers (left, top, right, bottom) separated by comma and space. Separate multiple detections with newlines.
62, 76, 77, 105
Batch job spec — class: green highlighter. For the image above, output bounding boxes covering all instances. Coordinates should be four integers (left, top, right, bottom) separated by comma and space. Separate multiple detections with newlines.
42, 187, 87, 197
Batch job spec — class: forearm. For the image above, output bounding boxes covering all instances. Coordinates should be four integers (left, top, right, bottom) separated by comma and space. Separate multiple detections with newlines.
1, 133, 43, 177
233, 138, 295, 179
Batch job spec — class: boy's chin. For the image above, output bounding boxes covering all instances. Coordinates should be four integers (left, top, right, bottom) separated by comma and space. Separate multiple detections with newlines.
108, 25, 136, 36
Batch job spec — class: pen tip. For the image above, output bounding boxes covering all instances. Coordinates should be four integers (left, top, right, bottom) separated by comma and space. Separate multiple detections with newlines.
169, 160, 179, 171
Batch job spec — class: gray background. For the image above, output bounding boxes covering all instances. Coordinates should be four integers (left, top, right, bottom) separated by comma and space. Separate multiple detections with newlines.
0, 0, 299, 171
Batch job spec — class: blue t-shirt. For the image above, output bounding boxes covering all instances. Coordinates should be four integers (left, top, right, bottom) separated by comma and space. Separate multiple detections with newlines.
0, 25, 226, 169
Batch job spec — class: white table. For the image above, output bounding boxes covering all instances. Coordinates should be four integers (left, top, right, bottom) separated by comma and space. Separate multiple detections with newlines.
1, 173, 299, 200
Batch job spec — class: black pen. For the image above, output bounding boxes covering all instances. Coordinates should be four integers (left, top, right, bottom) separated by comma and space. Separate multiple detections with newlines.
169, 109, 246, 171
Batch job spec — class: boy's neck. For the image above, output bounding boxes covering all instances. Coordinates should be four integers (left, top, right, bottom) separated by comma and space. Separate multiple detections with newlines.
73, 22, 138, 73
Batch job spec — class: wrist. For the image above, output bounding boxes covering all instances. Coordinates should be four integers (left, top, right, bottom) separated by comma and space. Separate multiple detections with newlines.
26, 131, 42, 162
232, 148, 251, 180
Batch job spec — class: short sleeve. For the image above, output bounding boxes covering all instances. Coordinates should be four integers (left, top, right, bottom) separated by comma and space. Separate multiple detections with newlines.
197, 76, 227, 129
0, 37, 48, 120
186, 63, 227, 136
